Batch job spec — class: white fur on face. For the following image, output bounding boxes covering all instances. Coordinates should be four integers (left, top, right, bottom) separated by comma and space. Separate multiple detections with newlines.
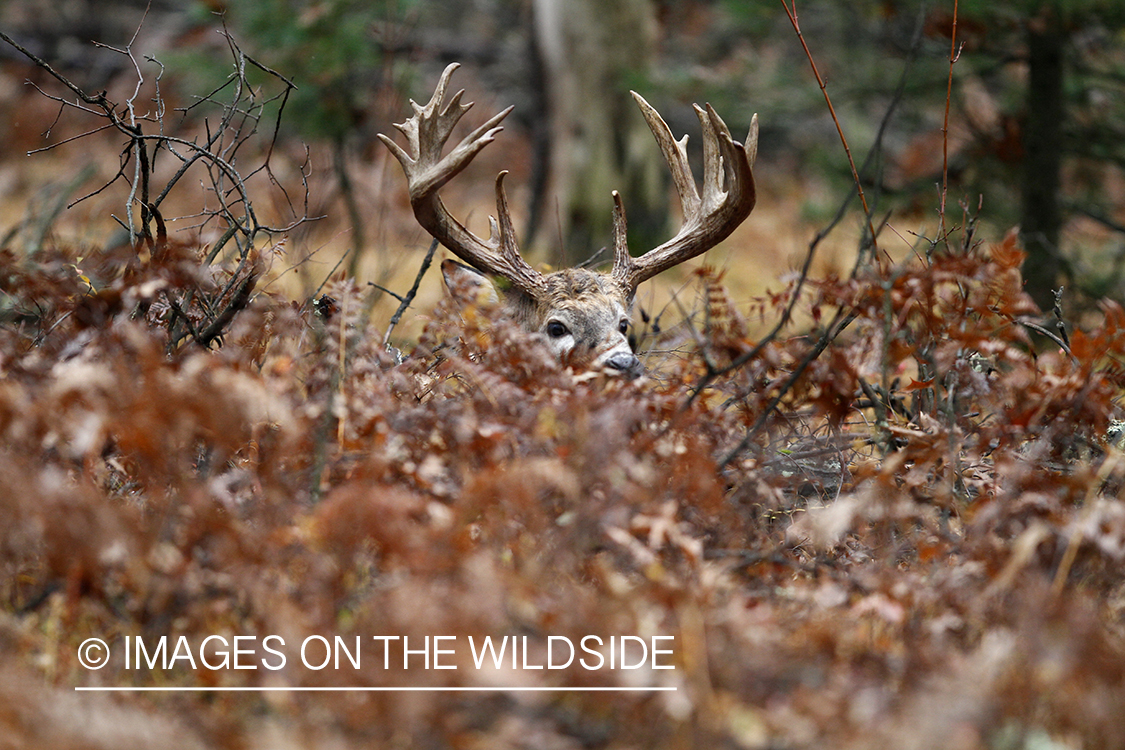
538, 297, 633, 367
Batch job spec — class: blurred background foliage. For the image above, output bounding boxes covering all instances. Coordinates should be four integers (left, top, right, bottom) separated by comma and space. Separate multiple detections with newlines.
2, 0, 1125, 311
182, 0, 398, 144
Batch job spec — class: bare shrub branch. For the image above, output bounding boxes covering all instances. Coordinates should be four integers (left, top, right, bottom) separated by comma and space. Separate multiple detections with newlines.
1, 21, 318, 351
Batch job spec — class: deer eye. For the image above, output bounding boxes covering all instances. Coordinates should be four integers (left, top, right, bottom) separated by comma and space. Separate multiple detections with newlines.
618, 320, 629, 335
546, 321, 570, 338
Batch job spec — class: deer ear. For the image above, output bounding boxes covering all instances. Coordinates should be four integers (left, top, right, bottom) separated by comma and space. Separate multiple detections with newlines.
441, 259, 501, 307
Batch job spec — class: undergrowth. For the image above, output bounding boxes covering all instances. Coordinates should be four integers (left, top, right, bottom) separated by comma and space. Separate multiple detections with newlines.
2, 211, 1125, 748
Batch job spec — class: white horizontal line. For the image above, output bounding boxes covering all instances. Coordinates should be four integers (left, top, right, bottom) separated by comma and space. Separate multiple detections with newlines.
75, 686, 677, 692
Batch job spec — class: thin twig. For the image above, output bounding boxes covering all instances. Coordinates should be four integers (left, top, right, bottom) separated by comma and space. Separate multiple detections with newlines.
780, 0, 880, 259
0, 31, 115, 111
369, 284, 406, 303
27, 122, 117, 154
940, 0, 962, 243
383, 239, 439, 347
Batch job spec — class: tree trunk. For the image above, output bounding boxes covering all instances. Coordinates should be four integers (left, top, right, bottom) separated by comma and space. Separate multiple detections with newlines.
531, 0, 663, 265
1020, 13, 1066, 311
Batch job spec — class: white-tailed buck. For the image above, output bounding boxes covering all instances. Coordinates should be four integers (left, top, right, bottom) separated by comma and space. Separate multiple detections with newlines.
379, 63, 758, 376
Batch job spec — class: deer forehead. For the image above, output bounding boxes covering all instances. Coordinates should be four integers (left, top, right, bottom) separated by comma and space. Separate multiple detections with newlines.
534, 269, 631, 320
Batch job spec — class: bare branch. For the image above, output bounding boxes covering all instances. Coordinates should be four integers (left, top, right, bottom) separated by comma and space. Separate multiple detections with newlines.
6, 18, 315, 353
0, 31, 116, 114
940, 0, 960, 242
383, 239, 439, 347
780, 0, 881, 260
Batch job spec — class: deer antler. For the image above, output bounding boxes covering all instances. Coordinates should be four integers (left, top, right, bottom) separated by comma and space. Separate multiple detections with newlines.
377, 63, 547, 299
611, 92, 758, 295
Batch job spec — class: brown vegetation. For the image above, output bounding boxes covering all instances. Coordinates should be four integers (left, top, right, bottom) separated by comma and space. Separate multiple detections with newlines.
2, 201, 1125, 748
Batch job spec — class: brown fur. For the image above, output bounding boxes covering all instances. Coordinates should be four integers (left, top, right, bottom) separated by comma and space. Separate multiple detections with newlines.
442, 262, 640, 375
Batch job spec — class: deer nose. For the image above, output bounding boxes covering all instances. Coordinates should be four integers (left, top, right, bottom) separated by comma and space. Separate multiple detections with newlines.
603, 351, 642, 377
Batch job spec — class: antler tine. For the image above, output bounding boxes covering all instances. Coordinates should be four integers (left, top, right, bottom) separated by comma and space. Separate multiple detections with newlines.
612, 93, 757, 294
378, 63, 546, 299
698, 103, 727, 213
611, 190, 630, 285
745, 113, 760, 169
489, 171, 546, 293
630, 92, 701, 220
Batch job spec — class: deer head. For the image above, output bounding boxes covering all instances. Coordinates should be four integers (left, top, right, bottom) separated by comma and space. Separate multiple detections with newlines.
378, 63, 758, 377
